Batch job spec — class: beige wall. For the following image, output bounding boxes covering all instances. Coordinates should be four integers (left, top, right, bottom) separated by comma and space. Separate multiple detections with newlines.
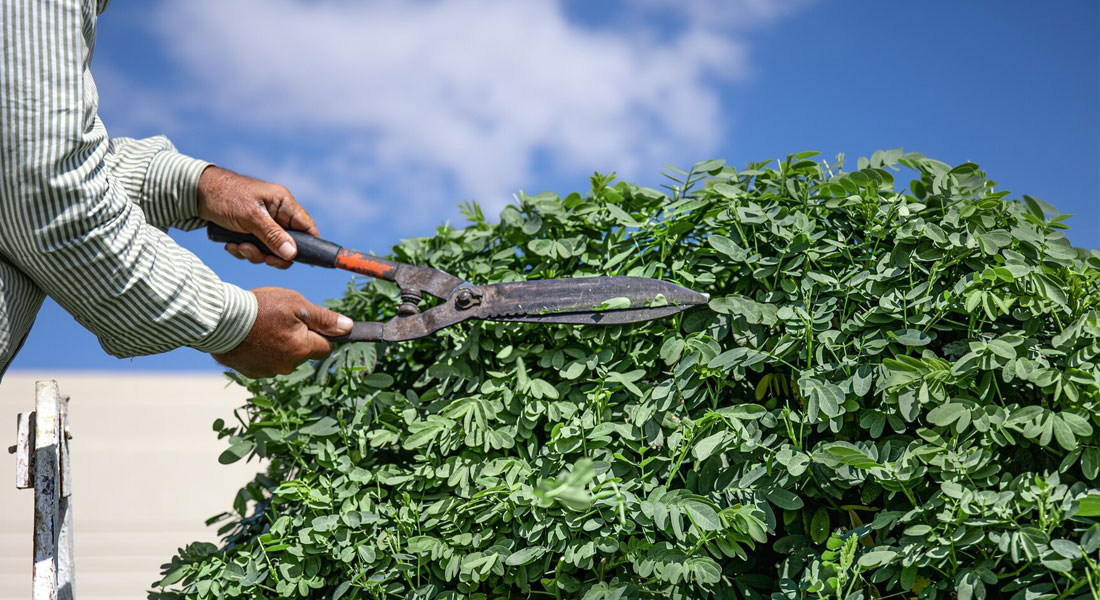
0, 372, 262, 600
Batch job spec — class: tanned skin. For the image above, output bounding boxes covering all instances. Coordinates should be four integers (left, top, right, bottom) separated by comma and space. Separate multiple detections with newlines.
196, 166, 353, 377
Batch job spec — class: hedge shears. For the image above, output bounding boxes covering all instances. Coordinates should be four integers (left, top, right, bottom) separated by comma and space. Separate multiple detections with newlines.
208, 224, 709, 342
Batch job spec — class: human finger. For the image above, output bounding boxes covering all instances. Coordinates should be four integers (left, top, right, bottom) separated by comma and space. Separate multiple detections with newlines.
296, 302, 354, 337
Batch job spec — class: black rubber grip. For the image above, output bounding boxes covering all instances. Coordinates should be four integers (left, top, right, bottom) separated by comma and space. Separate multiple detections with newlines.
206, 224, 342, 268
329, 321, 384, 342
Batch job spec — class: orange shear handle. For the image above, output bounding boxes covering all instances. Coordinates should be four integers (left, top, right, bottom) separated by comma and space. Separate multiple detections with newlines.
206, 224, 399, 280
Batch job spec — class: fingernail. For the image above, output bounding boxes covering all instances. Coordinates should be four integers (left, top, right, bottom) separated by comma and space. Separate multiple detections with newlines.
336, 315, 353, 333
278, 241, 295, 260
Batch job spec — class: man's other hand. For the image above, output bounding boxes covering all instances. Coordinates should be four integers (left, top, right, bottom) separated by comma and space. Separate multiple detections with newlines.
212, 287, 353, 378
197, 166, 320, 269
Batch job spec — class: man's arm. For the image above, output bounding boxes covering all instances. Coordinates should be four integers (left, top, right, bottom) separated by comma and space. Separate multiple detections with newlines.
0, 0, 349, 374
103, 135, 210, 232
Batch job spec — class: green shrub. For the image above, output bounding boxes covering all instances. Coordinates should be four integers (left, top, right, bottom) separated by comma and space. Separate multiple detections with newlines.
153, 150, 1100, 600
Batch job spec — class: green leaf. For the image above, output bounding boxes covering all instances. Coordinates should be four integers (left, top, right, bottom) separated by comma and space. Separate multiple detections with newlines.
858, 550, 898, 568
955, 570, 983, 600
708, 295, 777, 325
311, 515, 339, 532
696, 159, 726, 172
332, 581, 352, 600
606, 369, 646, 396
986, 339, 1018, 360
529, 378, 560, 399
851, 365, 874, 397
158, 567, 188, 587
403, 418, 452, 450
1083, 447, 1100, 480
693, 431, 726, 462
763, 487, 803, 510
708, 348, 743, 370
505, 546, 547, 566
605, 204, 642, 227
722, 403, 767, 420
810, 507, 830, 544
660, 338, 685, 365
1076, 493, 1100, 517
800, 377, 844, 420
596, 296, 632, 311
1049, 539, 1082, 559
218, 440, 254, 465
826, 443, 880, 470
515, 356, 529, 390
904, 524, 932, 536
682, 499, 722, 532
892, 329, 932, 346
561, 361, 586, 379
927, 403, 967, 427
708, 235, 746, 259
301, 416, 341, 436
527, 239, 554, 256
361, 372, 394, 388
1060, 411, 1093, 436
687, 556, 722, 584
1052, 416, 1076, 451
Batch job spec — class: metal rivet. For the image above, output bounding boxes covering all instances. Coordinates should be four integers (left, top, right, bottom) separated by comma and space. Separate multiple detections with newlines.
454, 288, 482, 310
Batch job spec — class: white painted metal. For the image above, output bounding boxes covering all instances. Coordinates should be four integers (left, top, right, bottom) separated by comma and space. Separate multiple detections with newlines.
59, 398, 71, 498
14, 411, 32, 489
57, 395, 74, 600
32, 380, 60, 600
17, 381, 76, 600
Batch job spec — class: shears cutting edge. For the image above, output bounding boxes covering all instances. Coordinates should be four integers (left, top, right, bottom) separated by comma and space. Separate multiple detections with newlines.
207, 224, 710, 342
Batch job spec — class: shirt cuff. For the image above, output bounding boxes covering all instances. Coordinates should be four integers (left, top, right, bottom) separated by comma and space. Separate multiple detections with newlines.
143, 150, 211, 230
190, 283, 258, 354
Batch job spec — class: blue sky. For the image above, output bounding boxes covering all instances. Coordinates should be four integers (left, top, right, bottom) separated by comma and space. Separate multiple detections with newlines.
9, 0, 1098, 372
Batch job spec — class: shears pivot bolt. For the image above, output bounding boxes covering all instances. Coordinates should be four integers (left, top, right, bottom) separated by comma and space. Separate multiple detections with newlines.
398, 289, 422, 316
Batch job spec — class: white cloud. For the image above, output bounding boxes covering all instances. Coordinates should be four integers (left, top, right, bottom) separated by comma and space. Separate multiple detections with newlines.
95, 63, 185, 133
134, 0, 808, 226
222, 150, 380, 228
634, 0, 817, 30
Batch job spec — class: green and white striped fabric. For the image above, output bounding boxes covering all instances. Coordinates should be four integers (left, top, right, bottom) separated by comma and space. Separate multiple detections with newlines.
0, 0, 257, 377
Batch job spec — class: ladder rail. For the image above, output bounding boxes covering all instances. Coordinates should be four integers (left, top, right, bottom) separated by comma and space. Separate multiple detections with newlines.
11, 380, 75, 600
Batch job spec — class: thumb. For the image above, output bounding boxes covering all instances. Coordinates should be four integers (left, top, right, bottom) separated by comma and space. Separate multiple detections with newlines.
299, 303, 354, 336
248, 212, 296, 261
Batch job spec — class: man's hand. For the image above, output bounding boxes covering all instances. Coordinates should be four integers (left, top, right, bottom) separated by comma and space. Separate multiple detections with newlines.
212, 288, 353, 378
197, 166, 319, 269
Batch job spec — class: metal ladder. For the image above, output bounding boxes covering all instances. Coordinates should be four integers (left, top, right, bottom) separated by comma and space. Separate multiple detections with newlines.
9, 381, 74, 600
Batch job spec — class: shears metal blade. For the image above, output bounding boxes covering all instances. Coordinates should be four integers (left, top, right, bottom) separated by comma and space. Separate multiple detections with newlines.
208, 224, 709, 342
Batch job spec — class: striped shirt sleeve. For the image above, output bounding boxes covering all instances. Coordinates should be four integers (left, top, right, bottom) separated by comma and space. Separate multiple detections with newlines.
0, 0, 257, 358
104, 135, 210, 231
